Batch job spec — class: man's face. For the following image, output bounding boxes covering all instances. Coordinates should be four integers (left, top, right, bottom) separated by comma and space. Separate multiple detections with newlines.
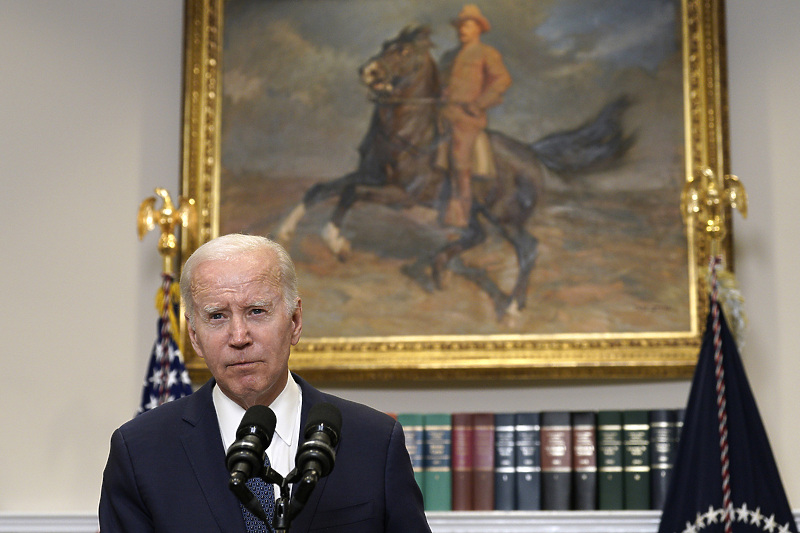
457, 19, 482, 45
187, 250, 302, 409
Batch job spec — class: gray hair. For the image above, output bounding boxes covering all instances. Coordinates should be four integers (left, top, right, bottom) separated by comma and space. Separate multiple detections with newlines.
180, 234, 299, 326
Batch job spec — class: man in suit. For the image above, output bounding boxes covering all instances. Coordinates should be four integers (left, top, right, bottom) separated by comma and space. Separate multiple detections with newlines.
99, 234, 430, 532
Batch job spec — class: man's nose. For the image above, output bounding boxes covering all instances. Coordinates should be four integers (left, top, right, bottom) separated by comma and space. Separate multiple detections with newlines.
228, 315, 251, 347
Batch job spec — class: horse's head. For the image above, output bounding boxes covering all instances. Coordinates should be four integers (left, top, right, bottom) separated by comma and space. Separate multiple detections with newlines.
359, 25, 436, 97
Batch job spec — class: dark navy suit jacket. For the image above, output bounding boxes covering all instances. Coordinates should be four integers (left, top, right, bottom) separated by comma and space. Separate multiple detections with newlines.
99, 374, 430, 532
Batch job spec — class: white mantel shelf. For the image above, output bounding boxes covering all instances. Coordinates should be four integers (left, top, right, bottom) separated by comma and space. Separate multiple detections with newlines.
1, 511, 799, 532
427, 510, 663, 532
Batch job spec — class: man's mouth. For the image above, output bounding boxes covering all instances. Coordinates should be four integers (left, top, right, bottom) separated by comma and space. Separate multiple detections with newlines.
230, 360, 259, 368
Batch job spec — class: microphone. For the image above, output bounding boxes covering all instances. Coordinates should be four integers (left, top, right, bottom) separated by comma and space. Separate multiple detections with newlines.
226, 405, 277, 522
289, 402, 342, 518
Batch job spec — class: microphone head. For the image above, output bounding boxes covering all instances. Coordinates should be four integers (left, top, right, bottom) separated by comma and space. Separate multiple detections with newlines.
304, 402, 342, 445
237, 405, 277, 441
226, 405, 277, 477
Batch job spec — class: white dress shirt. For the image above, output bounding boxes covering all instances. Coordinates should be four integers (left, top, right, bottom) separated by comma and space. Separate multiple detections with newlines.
213, 372, 303, 495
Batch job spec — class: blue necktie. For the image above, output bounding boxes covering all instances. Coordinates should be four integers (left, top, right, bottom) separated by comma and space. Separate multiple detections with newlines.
240, 456, 275, 533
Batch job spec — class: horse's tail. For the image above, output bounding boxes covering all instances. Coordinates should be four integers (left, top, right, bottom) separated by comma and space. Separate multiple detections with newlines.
529, 95, 634, 174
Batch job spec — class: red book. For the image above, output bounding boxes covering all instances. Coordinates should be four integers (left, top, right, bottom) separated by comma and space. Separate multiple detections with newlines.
472, 413, 495, 510
451, 413, 474, 510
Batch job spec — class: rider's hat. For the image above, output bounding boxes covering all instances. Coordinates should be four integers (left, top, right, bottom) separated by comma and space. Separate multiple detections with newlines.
452, 4, 491, 33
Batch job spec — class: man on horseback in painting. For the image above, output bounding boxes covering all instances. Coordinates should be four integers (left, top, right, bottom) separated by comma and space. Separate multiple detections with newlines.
438, 4, 512, 228
276, 14, 632, 320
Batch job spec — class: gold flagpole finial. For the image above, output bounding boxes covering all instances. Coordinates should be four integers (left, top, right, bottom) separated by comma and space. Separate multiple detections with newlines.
681, 167, 748, 257
137, 188, 197, 275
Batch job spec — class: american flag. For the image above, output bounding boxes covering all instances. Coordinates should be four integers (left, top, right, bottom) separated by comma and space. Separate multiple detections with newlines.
657, 258, 797, 533
138, 273, 192, 414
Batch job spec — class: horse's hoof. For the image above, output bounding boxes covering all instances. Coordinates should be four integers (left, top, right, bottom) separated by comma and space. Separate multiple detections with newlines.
501, 300, 522, 327
431, 256, 451, 290
275, 227, 293, 244
506, 300, 521, 318
401, 262, 435, 293
322, 222, 351, 260
276, 204, 306, 243
336, 241, 352, 262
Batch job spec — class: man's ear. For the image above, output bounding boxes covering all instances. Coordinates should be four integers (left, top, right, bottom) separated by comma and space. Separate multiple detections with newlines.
290, 299, 303, 346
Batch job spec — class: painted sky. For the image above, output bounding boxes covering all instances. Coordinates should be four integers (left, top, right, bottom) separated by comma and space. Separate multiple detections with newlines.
220, 0, 681, 180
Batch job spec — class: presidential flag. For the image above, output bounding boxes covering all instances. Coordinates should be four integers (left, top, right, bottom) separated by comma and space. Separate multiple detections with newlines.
138, 274, 192, 414
657, 263, 797, 533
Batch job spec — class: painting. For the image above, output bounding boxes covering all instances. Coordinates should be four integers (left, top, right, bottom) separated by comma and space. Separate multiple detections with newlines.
180, 0, 732, 382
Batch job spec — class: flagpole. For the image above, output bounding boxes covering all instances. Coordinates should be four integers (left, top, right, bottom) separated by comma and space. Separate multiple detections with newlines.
682, 166, 747, 532
137, 188, 197, 413
662, 167, 795, 533
708, 253, 733, 532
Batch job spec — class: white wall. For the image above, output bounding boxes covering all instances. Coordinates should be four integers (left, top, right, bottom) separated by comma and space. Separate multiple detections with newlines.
726, 0, 800, 506
0, 1, 183, 512
0, 0, 797, 513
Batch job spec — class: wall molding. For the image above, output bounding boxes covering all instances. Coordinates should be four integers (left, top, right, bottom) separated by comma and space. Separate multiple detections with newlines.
1, 511, 797, 533
0, 514, 98, 533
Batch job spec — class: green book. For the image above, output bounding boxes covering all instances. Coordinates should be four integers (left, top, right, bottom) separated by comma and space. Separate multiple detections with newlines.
597, 410, 624, 510
422, 413, 452, 511
397, 413, 425, 499
623, 410, 651, 509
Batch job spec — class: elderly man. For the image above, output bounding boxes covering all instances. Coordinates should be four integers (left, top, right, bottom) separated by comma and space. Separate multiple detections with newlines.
99, 234, 430, 532
439, 4, 512, 228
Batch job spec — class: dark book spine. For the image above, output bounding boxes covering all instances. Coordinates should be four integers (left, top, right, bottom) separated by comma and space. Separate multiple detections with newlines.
541, 411, 573, 510
649, 409, 676, 510
451, 413, 474, 510
572, 411, 597, 510
422, 413, 452, 511
472, 413, 495, 510
515, 412, 541, 510
597, 410, 624, 510
397, 413, 425, 499
494, 413, 516, 510
623, 410, 651, 509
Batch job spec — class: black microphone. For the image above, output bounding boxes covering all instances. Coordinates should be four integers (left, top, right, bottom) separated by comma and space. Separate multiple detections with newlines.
289, 402, 342, 518
226, 405, 277, 522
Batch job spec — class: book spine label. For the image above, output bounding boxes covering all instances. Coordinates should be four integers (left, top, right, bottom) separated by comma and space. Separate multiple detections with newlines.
423, 414, 452, 511
572, 411, 597, 510
515, 412, 541, 510
541, 411, 572, 510
597, 411, 624, 510
623, 410, 651, 510
494, 413, 516, 511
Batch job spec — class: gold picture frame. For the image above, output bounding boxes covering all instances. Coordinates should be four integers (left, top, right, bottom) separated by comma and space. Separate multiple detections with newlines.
179, 0, 731, 383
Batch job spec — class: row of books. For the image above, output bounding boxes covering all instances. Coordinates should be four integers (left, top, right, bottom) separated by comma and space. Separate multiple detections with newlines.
396, 409, 684, 511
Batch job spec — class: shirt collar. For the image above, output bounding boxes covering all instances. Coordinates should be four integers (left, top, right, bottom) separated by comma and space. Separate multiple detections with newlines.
212, 372, 301, 453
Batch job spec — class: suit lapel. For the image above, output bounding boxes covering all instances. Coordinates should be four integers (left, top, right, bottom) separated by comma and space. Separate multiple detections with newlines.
180, 380, 247, 533
288, 374, 334, 532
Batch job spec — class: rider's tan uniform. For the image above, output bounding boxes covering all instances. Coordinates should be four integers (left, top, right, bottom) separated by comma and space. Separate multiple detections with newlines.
439, 28, 511, 227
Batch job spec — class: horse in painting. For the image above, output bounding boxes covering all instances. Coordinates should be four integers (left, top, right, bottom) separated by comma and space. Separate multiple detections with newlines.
276, 25, 630, 319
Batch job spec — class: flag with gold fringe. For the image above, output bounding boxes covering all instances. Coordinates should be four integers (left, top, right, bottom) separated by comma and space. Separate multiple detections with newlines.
657, 258, 797, 533
138, 273, 192, 414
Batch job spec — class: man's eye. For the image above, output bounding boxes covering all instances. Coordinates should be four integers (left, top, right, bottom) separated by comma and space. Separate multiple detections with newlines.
209, 313, 224, 320
251, 308, 266, 316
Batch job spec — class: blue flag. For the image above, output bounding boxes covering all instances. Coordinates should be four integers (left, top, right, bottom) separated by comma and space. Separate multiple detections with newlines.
138, 275, 193, 414
657, 297, 797, 532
